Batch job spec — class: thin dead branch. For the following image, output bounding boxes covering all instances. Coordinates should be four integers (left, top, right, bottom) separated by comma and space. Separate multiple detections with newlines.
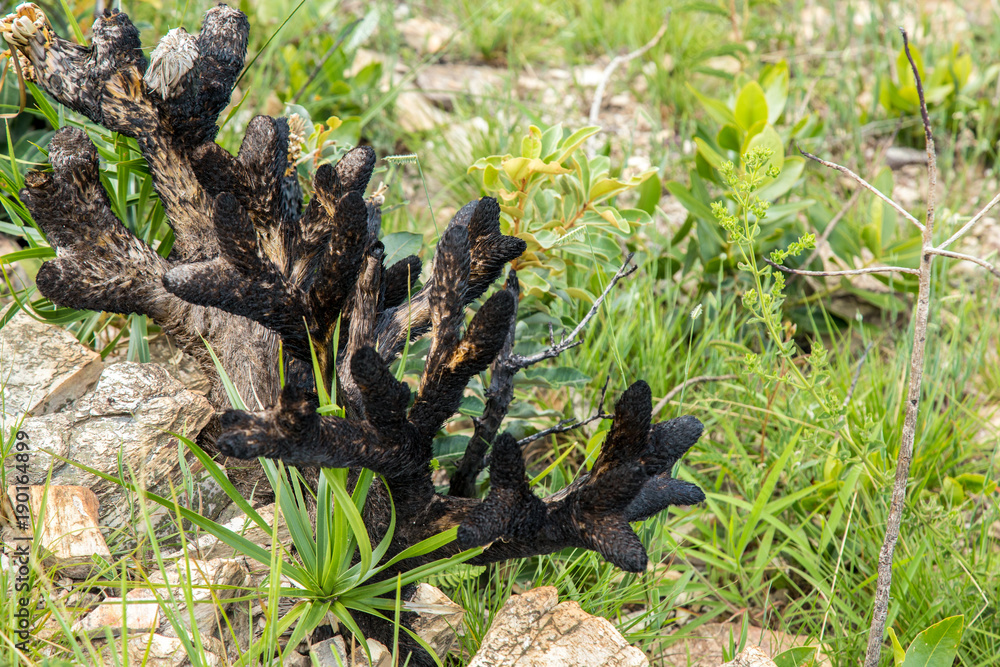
864, 28, 936, 667
794, 121, 902, 279
510, 254, 638, 367
588, 17, 669, 125
762, 256, 919, 277
927, 248, 1000, 279
515, 376, 613, 449
800, 150, 925, 232
937, 191, 1000, 250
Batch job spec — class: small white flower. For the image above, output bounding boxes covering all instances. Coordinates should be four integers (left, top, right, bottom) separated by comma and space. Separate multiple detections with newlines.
690, 304, 703, 321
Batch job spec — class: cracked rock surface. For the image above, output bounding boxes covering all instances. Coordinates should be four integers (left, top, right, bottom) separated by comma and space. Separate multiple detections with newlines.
467, 586, 648, 667
9, 363, 222, 529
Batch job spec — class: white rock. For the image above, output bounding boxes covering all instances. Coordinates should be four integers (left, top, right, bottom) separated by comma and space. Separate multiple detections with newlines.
72, 596, 159, 637
0, 306, 103, 430
395, 91, 449, 132
400, 17, 454, 55
110, 632, 225, 667
8, 363, 222, 530
415, 64, 507, 109
467, 587, 647, 667
7, 485, 111, 578
721, 645, 778, 667
408, 583, 465, 657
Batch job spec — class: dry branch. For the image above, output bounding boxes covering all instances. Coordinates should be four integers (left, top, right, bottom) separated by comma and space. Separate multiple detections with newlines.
800, 150, 924, 231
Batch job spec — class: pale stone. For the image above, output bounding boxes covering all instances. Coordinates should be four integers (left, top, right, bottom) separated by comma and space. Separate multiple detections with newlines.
400, 17, 454, 55
660, 623, 829, 667
467, 586, 647, 667
0, 306, 103, 430
146, 334, 211, 396
395, 91, 448, 132
313, 635, 348, 667
72, 596, 159, 637
415, 64, 507, 109
9, 363, 222, 530
7, 485, 111, 578
109, 633, 225, 667
721, 645, 778, 667
126, 558, 248, 638
408, 583, 464, 657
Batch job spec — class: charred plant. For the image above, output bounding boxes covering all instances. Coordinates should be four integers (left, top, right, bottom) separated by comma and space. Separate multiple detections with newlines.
2, 4, 705, 663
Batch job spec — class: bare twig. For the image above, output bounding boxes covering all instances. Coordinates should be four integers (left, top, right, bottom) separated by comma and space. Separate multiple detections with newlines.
762, 256, 919, 277
588, 17, 669, 125
651, 374, 739, 418
510, 254, 638, 368
864, 29, 937, 667
795, 121, 902, 278
515, 376, 613, 448
451, 255, 637, 494
800, 150, 925, 232
937, 191, 1000, 251
927, 248, 1000, 279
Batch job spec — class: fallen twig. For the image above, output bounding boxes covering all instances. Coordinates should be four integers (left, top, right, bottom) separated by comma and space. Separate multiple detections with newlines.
588, 17, 669, 125
510, 254, 638, 367
800, 149, 924, 232
762, 256, 919, 277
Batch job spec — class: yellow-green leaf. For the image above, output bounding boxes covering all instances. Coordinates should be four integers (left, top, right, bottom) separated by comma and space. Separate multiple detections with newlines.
746, 124, 784, 172
735, 81, 769, 131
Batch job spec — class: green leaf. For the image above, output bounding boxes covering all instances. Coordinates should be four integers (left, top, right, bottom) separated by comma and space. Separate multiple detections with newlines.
686, 84, 737, 126
757, 156, 804, 202
555, 126, 601, 164
636, 173, 662, 215
745, 124, 784, 173
773, 647, 818, 667
760, 61, 789, 123
1, 247, 55, 262
736, 430, 799, 558
890, 628, 907, 666
458, 395, 485, 417
717, 124, 742, 153
381, 231, 423, 267
734, 81, 769, 131
666, 180, 716, 225
901, 616, 964, 667
695, 138, 727, 169
521, 126, 542, 159
953, 473, 987, 494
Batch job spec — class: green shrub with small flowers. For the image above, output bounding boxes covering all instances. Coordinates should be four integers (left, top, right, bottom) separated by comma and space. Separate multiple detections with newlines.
712, 146, 841, 425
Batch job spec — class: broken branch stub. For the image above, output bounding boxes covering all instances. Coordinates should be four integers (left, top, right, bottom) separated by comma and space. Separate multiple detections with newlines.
6, 3, 706, 664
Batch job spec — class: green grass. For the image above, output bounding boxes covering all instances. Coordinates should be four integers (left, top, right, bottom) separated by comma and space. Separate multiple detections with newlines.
2, 0, 1000, 665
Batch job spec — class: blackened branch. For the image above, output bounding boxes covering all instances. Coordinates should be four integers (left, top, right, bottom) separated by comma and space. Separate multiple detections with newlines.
510, 253, 638, 367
